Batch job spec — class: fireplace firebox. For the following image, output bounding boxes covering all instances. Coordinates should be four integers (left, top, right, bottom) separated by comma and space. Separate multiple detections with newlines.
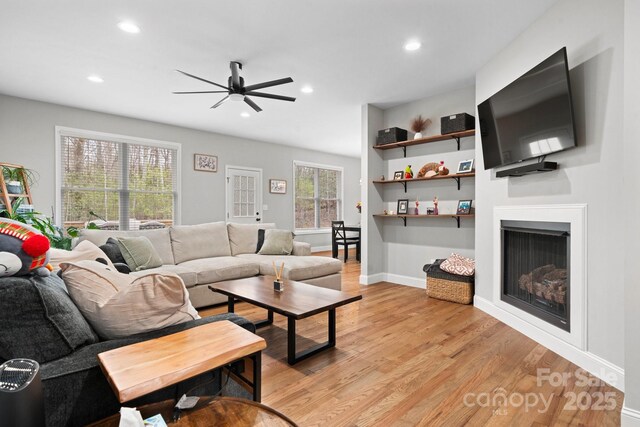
501, 220, 570, 332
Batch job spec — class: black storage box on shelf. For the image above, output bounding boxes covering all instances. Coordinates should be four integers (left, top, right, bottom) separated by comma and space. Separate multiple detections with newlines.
440, 113, 475, 135
376, 127, 408, 145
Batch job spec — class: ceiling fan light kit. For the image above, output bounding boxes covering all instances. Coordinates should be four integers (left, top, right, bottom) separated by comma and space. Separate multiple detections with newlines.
174, 61, 296, 113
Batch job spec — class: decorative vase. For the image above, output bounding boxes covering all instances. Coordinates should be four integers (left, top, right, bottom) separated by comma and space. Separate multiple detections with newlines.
414, 132, 423, 139
6, 180, 22, 194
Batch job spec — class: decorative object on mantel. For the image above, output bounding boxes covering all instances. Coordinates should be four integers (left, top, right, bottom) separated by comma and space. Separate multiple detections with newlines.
456, 200, 472, 215
417, 162, 439, 178
356, 202, 362, 214
404, 165, 414, 179
410, 115, 432, 139
433, 196, 439, 215
194, 153, 218, 172
457, 159, 475, 174
437, 161, 449, 176
397, 199, 409, 215
269, 179, 287, 194
414, 198, 419, 215
393, 171, 403, 181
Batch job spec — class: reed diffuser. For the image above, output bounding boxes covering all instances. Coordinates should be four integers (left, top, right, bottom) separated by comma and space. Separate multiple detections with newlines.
272, 261, 285, 292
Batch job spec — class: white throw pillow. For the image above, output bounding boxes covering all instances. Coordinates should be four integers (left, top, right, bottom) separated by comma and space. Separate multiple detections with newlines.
258, 229, 294, 255
49, 240, 115, 270
60, 260, 199, 339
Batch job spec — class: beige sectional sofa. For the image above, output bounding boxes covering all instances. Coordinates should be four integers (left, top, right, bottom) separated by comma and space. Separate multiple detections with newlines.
77, 222, 343, 308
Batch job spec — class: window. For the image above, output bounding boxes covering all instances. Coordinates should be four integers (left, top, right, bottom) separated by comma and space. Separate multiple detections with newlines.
56, 128, 180, 230
294, 161, 343, 231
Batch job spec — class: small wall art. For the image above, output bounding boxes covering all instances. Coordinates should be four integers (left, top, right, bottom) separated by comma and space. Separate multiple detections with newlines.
270, 179, 287, 194
194, 153, 218, 172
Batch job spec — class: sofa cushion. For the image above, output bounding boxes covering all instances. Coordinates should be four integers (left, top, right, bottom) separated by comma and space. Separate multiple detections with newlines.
99, 237, 127, 265
258, 229, 294, 255
115, 236, 164, 271
130, 264, 197, 288
77, 228, 175, 265
60, 260, 199, 340
170, 222, 231, 263
49, 240, 115, 270
0, 274, 98, 363
227, 223, 275, 255
178, 257, 260, 284
235, 254, 342, 281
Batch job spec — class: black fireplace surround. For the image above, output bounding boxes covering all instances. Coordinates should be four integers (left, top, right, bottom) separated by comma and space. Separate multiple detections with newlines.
501, 220, 570, 332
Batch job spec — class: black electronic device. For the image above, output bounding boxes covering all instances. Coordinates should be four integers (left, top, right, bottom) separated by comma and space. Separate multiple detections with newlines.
0, 359, 44, 427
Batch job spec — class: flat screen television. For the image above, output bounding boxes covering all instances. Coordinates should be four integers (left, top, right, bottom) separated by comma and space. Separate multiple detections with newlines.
477, 47, 577, 170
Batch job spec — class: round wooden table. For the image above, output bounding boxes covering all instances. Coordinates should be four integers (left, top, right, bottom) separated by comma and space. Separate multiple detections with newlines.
91, 396, 298, 427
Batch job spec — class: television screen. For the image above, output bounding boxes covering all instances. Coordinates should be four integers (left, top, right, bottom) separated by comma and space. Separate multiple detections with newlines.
478, 47, 576, 170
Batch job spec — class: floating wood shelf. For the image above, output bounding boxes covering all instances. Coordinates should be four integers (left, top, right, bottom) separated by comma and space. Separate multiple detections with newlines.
373, 213, 475, 228
373, 129, 475, 157
373, 172, 475, 192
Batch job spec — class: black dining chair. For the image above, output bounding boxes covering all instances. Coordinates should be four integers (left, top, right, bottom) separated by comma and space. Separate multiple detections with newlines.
331, 221, 360, 263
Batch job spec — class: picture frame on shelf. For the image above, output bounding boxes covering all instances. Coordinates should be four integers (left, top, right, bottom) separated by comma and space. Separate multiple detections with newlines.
393, 171, 403, 180
269, 179, 287, 194
397, 199, 409, 215
456, 200, 472, 215
194, 153, 218, 172
456, 159, 474, 174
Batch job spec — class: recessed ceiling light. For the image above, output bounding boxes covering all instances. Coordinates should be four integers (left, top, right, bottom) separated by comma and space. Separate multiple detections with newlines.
118, 21, 140, 34
87, 75, 104, 83
240, 112, 250, 118
404, 40, 421, 51
301, 86, 314, 94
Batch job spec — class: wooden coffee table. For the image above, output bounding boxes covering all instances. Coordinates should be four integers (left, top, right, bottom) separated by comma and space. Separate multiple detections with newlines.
89, 396, 298, 426
209, 276, 362, 365
98, 321, 266, 403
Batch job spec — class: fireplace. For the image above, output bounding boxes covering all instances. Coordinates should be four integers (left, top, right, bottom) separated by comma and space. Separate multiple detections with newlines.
501, 220, 570, 332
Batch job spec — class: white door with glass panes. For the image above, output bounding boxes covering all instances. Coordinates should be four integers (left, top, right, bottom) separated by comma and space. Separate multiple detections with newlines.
226, 166, 262, 224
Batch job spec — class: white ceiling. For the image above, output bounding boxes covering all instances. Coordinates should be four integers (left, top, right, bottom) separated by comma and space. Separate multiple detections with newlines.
0, 1, 557, 157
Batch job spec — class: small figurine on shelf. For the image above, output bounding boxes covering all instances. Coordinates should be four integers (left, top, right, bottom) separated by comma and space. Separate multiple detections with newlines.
356, 201, 362, 214
383, 209, 389, 215
405, 165, 414, 179
414, 198, 419, 215
433, 196, 439, 215
437, 161, 449, 176
380, 175, 385, 181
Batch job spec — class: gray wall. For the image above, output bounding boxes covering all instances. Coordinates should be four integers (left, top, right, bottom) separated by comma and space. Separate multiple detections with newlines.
624, 0, 640, 420
475, 0, 624, 370
361, 87, 475, 285
0, 94, 361, 249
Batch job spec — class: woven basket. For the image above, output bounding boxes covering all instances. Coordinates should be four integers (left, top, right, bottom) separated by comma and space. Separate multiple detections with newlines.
423, 259, 474, 304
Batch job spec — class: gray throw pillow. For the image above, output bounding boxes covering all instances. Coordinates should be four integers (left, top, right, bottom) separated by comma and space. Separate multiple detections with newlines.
258, 229, 294, 255
116, 236, 163, 271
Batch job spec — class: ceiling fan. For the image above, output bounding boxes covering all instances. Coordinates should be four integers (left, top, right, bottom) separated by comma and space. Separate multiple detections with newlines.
173, 61, 295, 112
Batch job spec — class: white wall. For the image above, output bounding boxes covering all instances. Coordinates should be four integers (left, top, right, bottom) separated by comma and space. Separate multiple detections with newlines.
0, 95, 361, 249
382, 87, 475, 285
475, 0, 624, 376
623, 0, 640, 422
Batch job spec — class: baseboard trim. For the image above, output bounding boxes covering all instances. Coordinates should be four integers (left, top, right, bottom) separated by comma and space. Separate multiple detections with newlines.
474, 295, 625, 392
359, 273, 424, 288
622, 401, 640, 426
311, 245, 332, 253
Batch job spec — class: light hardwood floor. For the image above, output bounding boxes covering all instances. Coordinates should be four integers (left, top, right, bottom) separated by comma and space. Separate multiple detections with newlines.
201, 250, 622, 426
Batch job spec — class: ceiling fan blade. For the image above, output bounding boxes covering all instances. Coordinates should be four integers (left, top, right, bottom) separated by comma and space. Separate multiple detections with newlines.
244, 97, 262, 113
173, 90, 228, 94
210, 95, 230, 109
245, 91, 296, 102
243, 77, 293, 92
230, 61, 241, 90
176, 70, 229, 90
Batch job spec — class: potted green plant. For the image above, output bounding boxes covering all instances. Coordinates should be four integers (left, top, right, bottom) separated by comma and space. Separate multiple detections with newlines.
2, 165, 37, 195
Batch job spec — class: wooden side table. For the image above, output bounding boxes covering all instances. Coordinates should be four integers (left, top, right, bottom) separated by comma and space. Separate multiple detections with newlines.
89, 396, 298, 427
98, 320, 266, 403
